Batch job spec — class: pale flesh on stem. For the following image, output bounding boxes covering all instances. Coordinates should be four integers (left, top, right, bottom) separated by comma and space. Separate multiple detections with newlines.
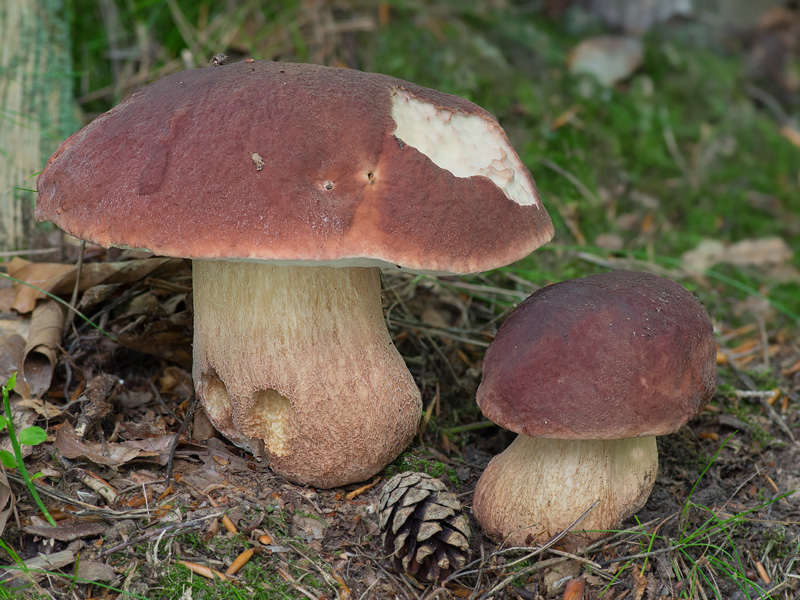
472, 435, 658, 548
192, 260, 422, 488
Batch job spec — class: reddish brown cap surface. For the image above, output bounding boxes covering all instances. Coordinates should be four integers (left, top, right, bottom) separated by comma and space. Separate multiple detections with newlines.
36, 61, 553, 274
477, 271, 716, 439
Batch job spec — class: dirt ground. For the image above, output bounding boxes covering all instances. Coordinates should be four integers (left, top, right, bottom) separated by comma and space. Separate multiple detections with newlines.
1, 258, 798, 599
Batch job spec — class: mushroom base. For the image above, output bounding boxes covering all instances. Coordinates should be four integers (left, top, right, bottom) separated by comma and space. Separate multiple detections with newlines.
192, 260, 422, 488
472, 435, 657, 548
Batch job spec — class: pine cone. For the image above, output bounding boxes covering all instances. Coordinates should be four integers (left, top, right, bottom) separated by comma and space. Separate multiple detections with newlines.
377, 471, 471, 583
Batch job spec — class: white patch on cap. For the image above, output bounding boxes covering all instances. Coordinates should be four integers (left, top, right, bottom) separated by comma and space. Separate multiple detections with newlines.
391, 89, 539, 207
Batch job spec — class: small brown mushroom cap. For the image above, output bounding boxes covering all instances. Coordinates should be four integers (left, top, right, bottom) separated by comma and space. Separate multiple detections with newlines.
36, 61, 552, 274
478, 270, 717, 439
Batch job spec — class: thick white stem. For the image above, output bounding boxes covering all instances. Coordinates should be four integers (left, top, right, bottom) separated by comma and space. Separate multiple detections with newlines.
191, 260, 421, 488
472, 435, 658, 548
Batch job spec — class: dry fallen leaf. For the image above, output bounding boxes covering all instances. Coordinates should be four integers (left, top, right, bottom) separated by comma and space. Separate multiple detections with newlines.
0, 287, 18, 313
17, 397, 63, 419
122, 435, 177, 454
0, 470, 15, 536
0, 401, 38, 459
7, 257, 182, 314
22, 299, 65, 398
0, 549, 75, 584
780, 125, 800, 148
681, 237, 798, 282
563, 577, 585, 600
159, 366, 193, 400
55, 422, 150, 467
544, 559, 582, 595
726, 237, 794, 267
23, 522, 106, 541
551, 104, 582, 130
632, 568, 647, 600
75, 560, 119, 585
192, 408, 217, 442
0, 333, 26, 388
568, 36, 644, 86
577, 0, 693, 33
6, 258, 74, 314
291, 514, 328, 541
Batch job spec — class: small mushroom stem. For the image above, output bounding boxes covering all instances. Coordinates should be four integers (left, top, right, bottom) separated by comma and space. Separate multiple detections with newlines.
191, 260, 421, 488
472, 434, 658, 548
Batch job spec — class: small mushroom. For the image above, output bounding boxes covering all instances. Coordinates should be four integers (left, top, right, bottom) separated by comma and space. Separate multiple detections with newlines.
36, 61, 554, 488
472, 270, 716, 547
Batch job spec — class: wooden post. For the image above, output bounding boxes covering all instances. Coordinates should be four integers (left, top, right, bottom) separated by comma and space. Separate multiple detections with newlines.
0, 0, 78, 252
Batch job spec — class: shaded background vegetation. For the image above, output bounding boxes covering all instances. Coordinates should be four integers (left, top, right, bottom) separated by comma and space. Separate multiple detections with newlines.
64, 0, 800, 320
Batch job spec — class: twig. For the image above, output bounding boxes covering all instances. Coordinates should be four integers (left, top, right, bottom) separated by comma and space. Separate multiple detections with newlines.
72, 468, 118, 505
420, 588, 450, 600
732, 390, 778, 399
469, 544, 485, 600
659, 105, 695, 189
0, 248, 61, 258
4, 472, 152, 520
721, 351, 796, 442
96, 512, 221, 557
744, 85, 791, 125
532, 156, 602, 207
360, 551, 417, 600
149, 379, 178, 419
441, 421, 496, 435
574, 251, 681, 279
450, 501, 601, 590
597, 544, 681, 568
284, 540, 341, 590
756, 314, 771, 368
165, 394, 201, 487
437, 279, 531, 300
500, 499, 600, 552
66, 240, 85, 336
477, 556, 573, 600
542, 547, 606, 573
386, 317, 490, 347
357, 577, 380, 600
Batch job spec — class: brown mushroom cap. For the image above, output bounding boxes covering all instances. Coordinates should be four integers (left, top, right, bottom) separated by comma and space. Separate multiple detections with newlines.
36, 61, 553, 273
477, 270, 716, 439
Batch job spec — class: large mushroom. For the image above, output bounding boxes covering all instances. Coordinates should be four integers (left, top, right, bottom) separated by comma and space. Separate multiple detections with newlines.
472, 270, 716, 547
36, 61, 553, 488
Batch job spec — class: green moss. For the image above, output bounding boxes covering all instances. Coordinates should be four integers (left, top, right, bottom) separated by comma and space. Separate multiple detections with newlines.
384, 451, 460, 487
